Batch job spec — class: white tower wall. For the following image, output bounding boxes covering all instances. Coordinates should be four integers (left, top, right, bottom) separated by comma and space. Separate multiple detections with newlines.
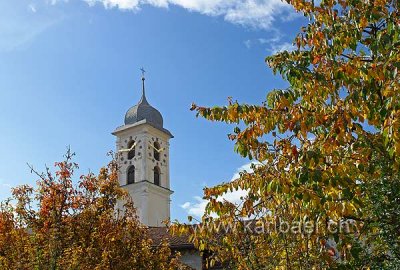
112, 76, 173, 227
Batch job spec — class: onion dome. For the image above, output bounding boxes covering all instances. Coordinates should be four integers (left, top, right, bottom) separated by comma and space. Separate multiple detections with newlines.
124, 76, 163, 128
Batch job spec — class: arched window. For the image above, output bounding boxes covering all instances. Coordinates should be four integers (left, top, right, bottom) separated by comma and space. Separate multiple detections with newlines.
153, 142, 160, 161
127, 141, 135, 160
127, 166, 135, 185
154, 166, 160, 186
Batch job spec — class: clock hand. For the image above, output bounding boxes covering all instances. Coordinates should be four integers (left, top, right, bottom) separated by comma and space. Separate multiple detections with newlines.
119, 141, 137, 153
148, 141, 165, 153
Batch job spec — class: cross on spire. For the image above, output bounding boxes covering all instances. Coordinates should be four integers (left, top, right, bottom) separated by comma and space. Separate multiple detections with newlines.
139, 67, 148, 104
140, 67, 146, 78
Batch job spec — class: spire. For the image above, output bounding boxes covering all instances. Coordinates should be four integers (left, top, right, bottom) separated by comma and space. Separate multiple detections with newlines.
124, 68, 166, 128
139, 67, 149, 104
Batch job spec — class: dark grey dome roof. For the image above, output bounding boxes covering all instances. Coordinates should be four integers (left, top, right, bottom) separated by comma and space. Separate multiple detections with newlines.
124, 82, 163, 128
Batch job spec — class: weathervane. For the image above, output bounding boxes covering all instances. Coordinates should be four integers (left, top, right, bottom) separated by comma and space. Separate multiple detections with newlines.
140, 67, 146, 78
139, 67, 147, 102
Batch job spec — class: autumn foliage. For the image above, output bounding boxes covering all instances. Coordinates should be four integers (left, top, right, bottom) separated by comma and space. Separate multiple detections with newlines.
173, 0, 400, 269
0, 150, 182, 269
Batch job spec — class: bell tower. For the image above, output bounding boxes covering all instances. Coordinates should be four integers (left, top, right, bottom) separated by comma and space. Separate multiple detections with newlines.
112, 72, 173, 227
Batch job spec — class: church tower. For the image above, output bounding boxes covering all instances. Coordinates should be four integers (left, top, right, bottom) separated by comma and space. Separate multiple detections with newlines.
112, 73, 173, 227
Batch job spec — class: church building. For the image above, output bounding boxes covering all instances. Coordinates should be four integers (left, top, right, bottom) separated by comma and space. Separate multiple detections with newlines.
112, 73, 173, 227
112, 73, 206, 270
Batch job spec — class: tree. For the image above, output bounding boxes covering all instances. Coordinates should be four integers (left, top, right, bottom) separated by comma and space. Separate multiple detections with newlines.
172, 0, 399, 268
0, 149, 183, 270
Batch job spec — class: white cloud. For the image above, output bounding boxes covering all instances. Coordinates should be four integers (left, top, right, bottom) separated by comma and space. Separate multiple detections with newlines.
181, 162, 259, 218
1, 0, 298, 52
0, 178, 11, 188
244, 31, 295, 54
81, 0, 295, 29
28, 4, 37, 13
181, 202, 191, 209
45, 0, 69, 5
0, 1, 65, 52
1, 0, 296, 52
180, 196, 208, 218
85, 0, 141, 10
268, 41, 295, 54
0, 178, 12, 191
230, 162, 256, 182
244, 39, 252, 49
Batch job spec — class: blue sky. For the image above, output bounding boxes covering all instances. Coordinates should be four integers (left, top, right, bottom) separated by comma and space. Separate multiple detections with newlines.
0, 0, 306, 221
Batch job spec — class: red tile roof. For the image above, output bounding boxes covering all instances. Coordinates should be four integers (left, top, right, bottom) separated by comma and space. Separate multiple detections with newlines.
147, 227, 194, 250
